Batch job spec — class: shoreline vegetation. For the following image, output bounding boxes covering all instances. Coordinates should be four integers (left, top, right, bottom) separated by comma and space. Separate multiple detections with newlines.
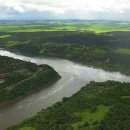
6, 81, 130, 130
0, 22, 130, 76
0, 55, 61, 105
0, 21, 130, 130
5, 46, 130, 76
0, 76, 61, 107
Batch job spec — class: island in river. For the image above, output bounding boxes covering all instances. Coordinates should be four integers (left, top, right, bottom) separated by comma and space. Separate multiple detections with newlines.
0, 55, 61, 104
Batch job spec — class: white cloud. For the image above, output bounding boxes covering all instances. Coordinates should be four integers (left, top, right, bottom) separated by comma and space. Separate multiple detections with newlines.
0, 0, 130, 20
0, 0, 130, 13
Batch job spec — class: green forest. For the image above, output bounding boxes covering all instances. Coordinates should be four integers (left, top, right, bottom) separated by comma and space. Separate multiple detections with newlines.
0, 56, 61, 104
0, 21, 130, 75
0, 21, 130, 130
6, 81, 130, 130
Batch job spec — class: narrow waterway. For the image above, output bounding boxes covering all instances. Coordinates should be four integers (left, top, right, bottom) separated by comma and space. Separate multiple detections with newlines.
0, 49, 130, 130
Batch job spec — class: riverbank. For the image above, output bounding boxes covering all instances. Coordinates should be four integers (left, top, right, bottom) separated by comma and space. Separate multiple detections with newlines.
5, 46, 130, 76
0, 49, 130, 130
0, 75, 61, 107
6, 81, 130, 130
0, 55, 61, 105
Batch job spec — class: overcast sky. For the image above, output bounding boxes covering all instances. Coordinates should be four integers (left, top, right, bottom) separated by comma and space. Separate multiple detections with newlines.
0, 0, 130, 20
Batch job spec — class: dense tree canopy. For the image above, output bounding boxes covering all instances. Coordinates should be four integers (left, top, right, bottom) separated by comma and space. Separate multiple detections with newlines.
6, 81, 130, 130
0, 56, 61, 104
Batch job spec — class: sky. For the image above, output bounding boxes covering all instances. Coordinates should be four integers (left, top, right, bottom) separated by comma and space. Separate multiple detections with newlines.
0, 0, 130, 21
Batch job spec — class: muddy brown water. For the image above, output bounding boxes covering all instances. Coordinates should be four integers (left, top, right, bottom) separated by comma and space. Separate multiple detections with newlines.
0, 49, 130, 130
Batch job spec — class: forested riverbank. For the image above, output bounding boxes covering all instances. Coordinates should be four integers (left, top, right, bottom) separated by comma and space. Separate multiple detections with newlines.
0, 29, 130, 75
0, 56, 61, 104
0, 21, 130, 130
6, 81, 130, 130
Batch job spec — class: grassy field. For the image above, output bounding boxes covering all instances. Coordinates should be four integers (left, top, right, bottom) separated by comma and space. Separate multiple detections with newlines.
0, 21, 130, 34
116, 48, 130, 55
72, 105, 111, 130
0, 35, 11, 38
84, 22, 130, 33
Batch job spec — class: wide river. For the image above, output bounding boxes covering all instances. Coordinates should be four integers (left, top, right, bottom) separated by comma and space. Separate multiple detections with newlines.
0, 49, 130, 130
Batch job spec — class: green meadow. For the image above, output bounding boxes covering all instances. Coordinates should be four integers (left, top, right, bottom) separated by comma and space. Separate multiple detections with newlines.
0, 35, 11, 38
17, 128, 35, 130
0, 21, 130, 34
116, 48, 130, 55
72, 105, 111, 130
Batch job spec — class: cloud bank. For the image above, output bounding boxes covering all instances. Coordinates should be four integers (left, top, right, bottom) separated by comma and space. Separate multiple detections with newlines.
0, 0, 130, 20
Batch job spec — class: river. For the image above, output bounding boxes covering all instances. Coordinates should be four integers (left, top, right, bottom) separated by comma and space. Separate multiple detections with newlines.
0, 49, 130, 130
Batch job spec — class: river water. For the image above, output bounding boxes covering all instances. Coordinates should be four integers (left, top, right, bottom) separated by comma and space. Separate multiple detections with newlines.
0, 49, 130, 130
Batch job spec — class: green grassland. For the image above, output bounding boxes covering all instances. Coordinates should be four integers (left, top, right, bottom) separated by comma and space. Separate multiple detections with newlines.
72, 105, 111, 130
0, 35, 11, 39
116, 48, 130, 55
0, 21, 130, 34
6, 81, 130, 130
84, 22, 130, 33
